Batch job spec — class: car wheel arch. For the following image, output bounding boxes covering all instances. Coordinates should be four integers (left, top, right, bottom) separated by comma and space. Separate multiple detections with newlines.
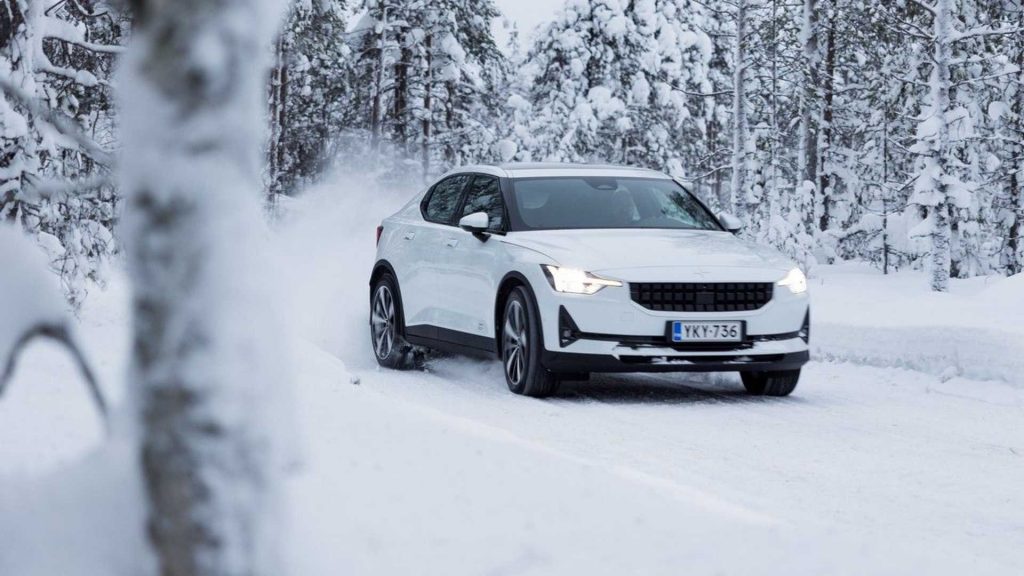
370, 260, 407, 329
494, 271, 544, 356
370, 259, 398, 288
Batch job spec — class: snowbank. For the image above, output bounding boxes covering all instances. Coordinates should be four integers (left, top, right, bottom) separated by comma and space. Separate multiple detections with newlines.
0, 439, 149, 576
0, 226, 67, 370
810, 264, 1024, 384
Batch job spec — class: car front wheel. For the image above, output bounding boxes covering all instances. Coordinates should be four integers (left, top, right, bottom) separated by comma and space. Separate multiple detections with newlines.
502, 287, 559, 398
741, 369, 800, 397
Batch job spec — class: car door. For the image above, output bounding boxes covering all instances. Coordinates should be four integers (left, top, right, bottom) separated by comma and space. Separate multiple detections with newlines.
434, 174, 509, 347
399, 173, 472, 330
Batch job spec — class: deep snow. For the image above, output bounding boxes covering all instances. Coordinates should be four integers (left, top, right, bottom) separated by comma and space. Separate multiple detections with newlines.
1, 178, 1023, 575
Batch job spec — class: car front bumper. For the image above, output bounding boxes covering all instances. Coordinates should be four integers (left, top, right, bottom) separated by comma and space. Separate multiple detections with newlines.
542, 345, 810, 373
528, 267, 811, 374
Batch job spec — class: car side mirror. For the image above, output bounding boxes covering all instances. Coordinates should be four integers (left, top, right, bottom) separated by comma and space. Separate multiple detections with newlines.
458, 212, 490, 234
719, 212, 743, 234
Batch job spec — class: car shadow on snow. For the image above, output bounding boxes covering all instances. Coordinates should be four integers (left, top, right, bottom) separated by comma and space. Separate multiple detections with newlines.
553, 373, 802, 406
419, 353, 806, 406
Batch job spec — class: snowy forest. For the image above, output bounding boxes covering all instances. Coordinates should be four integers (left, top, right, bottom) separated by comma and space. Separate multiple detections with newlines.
3, 2, 1024, 575
2, 0, 1023, 298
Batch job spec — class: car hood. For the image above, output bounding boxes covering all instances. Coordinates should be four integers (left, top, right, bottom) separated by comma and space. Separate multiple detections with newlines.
503, 229, 795, 276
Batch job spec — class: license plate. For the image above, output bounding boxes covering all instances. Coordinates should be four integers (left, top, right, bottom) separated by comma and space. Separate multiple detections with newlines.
670, 321, 743, 343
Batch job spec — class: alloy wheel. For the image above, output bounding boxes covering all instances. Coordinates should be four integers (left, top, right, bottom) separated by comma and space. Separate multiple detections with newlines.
503, 299, 528, 386
371, 284, 396, 360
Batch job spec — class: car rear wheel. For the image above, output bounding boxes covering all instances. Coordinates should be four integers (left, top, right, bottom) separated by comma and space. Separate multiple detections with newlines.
370, 273, 415, 370
502, 287, 559, 398
741, 369, 800, 397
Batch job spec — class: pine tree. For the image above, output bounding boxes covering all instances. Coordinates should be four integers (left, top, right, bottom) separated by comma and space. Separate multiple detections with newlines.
1002, 1, 1024, 274
343, 0, 505, 182
269, 0, 351, 197
892, 0, 1019, 290
0, 0, 122, 307
977, 0, 1024, 275
522, 0, 711, 174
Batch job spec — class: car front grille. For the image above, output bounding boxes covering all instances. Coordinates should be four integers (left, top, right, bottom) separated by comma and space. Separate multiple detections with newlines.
629, 282, 774, 312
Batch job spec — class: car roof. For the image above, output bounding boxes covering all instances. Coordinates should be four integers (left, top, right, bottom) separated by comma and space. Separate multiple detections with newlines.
439, 162, 674, 181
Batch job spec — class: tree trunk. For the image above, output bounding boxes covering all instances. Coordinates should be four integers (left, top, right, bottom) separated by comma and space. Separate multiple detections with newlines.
370, 8, 387, 154
797, 0, 819, 236
882, 114, 891, 275
817, 7, 835, 232
393, 27, 409, 152
729, 0, 749, 225
1007, 7, 1024, 275
120, 0, 288, 574
444, 80, 456, 166
1008, 154, 1022, 274
267, 33, 286, 198
275, 46, 289, 191
929, 0, 954, 291
764, 0, 779, 242
0, 0, 37, 219
422, 32, 433, 180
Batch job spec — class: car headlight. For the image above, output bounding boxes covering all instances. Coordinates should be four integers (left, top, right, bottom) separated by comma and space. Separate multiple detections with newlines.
777, 267, 808, 294
543, 265, 622, 295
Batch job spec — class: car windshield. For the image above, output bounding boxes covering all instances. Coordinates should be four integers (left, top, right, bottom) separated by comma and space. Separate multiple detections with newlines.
509, 177, 723, 231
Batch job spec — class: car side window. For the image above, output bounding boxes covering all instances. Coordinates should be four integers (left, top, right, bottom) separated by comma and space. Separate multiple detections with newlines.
423, 175, 471, 224
459, 175, 505, 231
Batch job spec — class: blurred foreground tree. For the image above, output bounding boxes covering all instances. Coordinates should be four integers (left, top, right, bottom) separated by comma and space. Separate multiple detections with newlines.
120, 0, 289, 574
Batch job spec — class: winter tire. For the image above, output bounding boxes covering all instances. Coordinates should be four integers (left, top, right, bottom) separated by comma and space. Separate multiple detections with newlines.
741, 369, 801, 397
501, 286, 559, 398
370, 273, 415, 370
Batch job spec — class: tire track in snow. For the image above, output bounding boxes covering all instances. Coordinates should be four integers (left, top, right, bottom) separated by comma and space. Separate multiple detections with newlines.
354, 366, 782, 528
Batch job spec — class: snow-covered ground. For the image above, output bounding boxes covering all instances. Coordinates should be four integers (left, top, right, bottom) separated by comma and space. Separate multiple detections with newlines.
2, 180, 1023, 575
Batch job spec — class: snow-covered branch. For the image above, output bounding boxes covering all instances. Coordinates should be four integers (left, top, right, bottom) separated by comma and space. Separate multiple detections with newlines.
0, 227, 107, 427
952, 25, 1023, 43
0, 77, 115, 167
0, 322, 107, 426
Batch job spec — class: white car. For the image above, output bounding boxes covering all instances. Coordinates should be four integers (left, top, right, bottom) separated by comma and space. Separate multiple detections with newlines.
370, 163, 810, 397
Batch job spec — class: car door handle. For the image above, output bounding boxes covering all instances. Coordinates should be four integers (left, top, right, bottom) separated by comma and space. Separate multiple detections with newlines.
445, 238, 459, 248
403, 232, 416, 240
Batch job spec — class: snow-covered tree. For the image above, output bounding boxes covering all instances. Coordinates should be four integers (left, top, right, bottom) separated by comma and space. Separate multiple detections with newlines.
975, 0, 1024, 275
268, 0, 351, 197
342, 0, 505, 181
892, 0, 1019, 290
0, 0, 123, 308
521, 0, 712, 176
434, 0, 507, 170
691, 2, 733, 210
729, 0, 753, 226
119, 0, 290, 572
753, 0, 814, 263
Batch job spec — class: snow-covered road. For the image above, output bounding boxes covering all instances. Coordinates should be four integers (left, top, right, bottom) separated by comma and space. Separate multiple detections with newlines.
2, 182, 1023, 575
281, 183, 1024, 575
283, 340, 1024, 575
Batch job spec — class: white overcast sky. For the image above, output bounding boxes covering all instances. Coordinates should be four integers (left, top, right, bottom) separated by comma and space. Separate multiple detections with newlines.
493, 0, 561, 50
